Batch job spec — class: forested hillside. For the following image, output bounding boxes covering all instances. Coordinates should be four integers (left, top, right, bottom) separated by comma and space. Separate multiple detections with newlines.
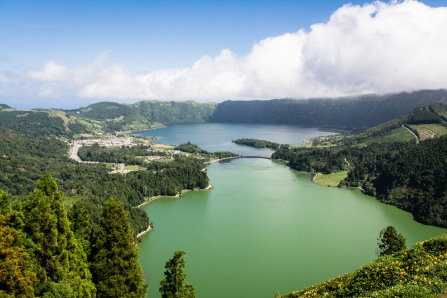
0, 100, 217, 138
0, 109, 91, 138
3, 90, 447, 138
273, 104, 447, 228
0, 128, 209, 234
66, 100, 217, 133
0, 178, 147, 297
211, 90, 447, 130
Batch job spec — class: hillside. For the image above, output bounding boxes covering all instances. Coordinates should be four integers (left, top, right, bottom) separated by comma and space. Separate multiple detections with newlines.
279, 234, 447, 297
2, 90, 447, 139
65, 100, 217, 134
309, 103, 447, 146
273, 104, 447, 228
211, 89, 447, 130
0, 128, 212, 235
0, 100, 217, 139
0, 108, 95, 139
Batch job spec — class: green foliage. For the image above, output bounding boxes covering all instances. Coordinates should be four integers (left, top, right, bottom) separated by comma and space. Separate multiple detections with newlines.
160, 250, 196, 298
91, 198, 147, 297
69, 202, 94, 258
67, 100, 217, 133
274, 134, 447, 228
281, 234, 447, 297
22, 174, 95, 297
78, 143, 164, 165
0, 189, 11, 214
213, 151, 239, 159
0, 212, 36, 297
42, 282, 74, 298
175, 142, 209, 154
211, 90, 447, 129
377, 226, 407, 257
0, 129, 211, 235
233, 138, 284, 149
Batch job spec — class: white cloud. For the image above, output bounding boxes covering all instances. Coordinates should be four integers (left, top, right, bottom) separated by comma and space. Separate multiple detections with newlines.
27, 60, 69, 81
20, 0, 447, 102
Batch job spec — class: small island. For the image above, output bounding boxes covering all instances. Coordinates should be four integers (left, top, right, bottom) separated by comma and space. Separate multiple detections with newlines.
232, 138, 288, 149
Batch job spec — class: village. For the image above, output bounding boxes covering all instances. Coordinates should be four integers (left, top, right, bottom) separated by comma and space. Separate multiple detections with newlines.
67, 136, 182, 173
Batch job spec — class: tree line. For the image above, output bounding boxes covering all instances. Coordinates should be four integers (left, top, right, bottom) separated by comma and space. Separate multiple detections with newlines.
233, 138, 286, 149
0, 128, 209, 235
273, 136, 447, 228
210, 90, 447, 130
0, 175, 147, 297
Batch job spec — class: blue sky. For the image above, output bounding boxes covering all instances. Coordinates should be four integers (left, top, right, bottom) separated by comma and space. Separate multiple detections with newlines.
1, 0, 447, 108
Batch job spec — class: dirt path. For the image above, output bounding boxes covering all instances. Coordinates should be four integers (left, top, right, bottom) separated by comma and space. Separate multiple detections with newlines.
403, 125, 420, 144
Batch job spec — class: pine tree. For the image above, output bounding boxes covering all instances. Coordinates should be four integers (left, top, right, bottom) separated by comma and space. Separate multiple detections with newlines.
0, 207, 36, 297
377, 225, 407, 257
91, 198, 147, 297
160, 250, 195, 298
0, 189, 11, 214
22, 174, 95, 297
69, 202, 94, 258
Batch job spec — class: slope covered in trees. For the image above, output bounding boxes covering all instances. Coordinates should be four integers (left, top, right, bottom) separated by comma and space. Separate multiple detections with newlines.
0, 100, 217, 138
0, 177, 147, 297
65, 100, 217, 133
0, 128, 209, 234
3, 90, 447, 139
272, 104, 447, 228
211, 90, 447, 130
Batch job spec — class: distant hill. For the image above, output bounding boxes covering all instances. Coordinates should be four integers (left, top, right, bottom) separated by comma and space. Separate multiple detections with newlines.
66, 100, 217, 133
314, 103, 447, 146
0, 100, 217, 138
211, 89, 447, 130
0, 108, 93, 139
2, 89, 447, 138
273, 104, 447, 228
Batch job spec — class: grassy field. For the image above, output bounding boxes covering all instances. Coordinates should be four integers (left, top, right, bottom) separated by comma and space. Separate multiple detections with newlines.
314, 171, 349, 187
124, 165, 146, 171
410, 124, 447, 140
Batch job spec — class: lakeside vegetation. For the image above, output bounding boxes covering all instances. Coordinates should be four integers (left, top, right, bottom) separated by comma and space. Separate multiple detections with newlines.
211, 90, 447, 130
0, 176, 147, 297
314, 171, 349, 187
232, 138, 286, 150
279, 234, 447, 297
2, 92, 447, 297
0, 128, 211, 236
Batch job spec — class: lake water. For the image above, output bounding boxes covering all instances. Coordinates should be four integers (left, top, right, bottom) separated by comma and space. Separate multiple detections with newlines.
136, 123, 336, 156
137, 123, 446, 297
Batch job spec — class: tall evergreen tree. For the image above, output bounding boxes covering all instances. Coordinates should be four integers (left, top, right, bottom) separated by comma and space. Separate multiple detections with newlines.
91, 198, 147, 297
22, 174, 95, 297
160, 250, 195, 298
69, 202, 94, 258
377, 226, 407, 257
0, 208, 36, 297
0, 189, 11, 214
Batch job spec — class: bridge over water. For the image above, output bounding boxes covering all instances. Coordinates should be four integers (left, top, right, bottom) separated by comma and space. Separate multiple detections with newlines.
239, 155, 271, 159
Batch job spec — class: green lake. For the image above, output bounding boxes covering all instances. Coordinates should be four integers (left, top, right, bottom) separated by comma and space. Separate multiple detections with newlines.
137, 124, 447, 297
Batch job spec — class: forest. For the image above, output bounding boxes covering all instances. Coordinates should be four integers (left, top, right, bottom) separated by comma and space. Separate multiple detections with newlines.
233, 138, 285, 149
0, 176, 147, 297
211, 90, 447, 130
0, 128, 209, 235
273, 136, 447, 228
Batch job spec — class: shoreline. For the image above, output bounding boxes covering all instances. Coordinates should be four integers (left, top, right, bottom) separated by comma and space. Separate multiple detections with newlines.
204, 156, 240, 164
135, 183, 214, 209
135, 183, 214, 239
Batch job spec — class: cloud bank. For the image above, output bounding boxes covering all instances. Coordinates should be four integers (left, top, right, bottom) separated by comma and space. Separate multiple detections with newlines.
18, 1, 447, 102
